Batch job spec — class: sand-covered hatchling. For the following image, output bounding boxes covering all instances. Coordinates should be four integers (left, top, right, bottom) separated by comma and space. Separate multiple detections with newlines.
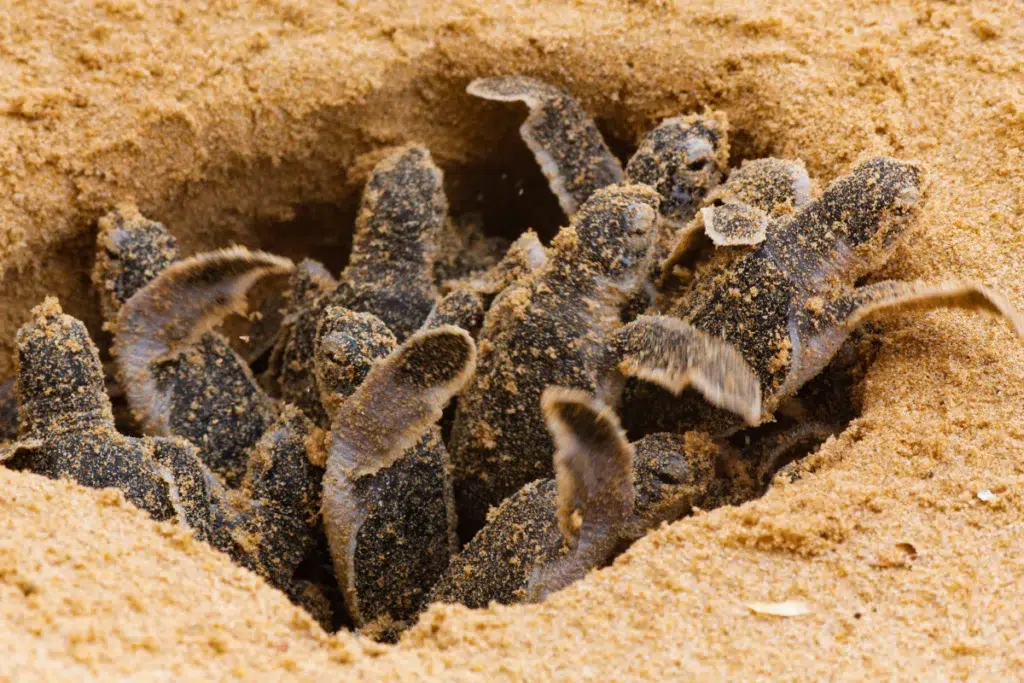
269, 144, 450, 424
624, 156, 1024, 438
1, 299, 327, 615
431, 387, 755, 607
94, 206, 294, 488
91, 208, 335, 613
320, 320, 476, 640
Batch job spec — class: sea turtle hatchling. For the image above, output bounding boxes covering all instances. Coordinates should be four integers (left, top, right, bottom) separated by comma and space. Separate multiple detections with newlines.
94, 206, 293, 487
269, 144, 451, 425
623, 156, 1024, 437
318, 315, 476, 640
0, 299, 329, 615
430, 386, 757, 608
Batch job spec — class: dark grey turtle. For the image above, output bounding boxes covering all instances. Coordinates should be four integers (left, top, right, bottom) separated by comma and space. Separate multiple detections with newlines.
429, 388, 742, 608
1, 300, 325, 618
319, 320, 476, 640
94, 207, 289, 487
624, 156, 1023, 440
269, 144, 450, 423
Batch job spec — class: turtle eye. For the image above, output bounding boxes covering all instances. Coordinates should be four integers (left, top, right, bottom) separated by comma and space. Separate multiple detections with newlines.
687, 158, 712, 172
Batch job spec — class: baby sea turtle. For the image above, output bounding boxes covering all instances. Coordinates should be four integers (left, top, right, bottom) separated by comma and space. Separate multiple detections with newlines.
316, 308, 475, 640
94, 206, 291, 487
430, 387, 744, 607
625, 156, 1024, 438
1, 300, 326, 615
448, 187, 762, 536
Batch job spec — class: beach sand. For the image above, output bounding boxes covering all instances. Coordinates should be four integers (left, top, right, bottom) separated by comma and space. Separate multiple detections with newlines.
1, 0, 1022, 679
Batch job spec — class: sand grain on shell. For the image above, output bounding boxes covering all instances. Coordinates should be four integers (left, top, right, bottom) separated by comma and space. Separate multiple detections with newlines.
1, 0, 1023, 679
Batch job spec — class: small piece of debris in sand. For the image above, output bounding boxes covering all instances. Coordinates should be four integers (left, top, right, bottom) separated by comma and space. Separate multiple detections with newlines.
977, 489, 997, 502
870, 542, 918, 569
745, 601, 812, 617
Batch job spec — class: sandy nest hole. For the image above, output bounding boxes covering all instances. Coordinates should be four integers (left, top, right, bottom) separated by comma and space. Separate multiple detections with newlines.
1, 1, 1023, 679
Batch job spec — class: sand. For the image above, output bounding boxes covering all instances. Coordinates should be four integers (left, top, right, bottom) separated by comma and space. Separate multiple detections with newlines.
1, 0, 1023, 679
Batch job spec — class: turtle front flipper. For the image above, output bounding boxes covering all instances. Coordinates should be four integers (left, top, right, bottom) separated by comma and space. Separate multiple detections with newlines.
111, 246, 292, 483
468, 76, 623, 217
527, 388, 635, 602
601, 315, 762, 426
780, 280, 1024, 401
321, 325, 475, 638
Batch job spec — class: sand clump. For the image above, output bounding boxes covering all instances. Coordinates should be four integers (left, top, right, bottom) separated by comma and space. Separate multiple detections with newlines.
1, 0, 1023, 679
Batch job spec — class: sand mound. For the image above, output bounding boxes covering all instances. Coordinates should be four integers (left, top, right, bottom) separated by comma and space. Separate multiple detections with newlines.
1, 0, 1022, 679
